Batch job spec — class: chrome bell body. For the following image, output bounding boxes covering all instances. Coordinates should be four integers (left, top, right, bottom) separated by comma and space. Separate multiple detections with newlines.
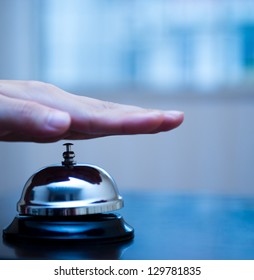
18, 164, 123, 216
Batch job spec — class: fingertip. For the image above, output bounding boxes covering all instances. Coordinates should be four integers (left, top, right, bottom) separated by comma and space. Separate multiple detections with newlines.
166, 110, 184, 123
175, 111, 184, 126
156, 110, 184, 132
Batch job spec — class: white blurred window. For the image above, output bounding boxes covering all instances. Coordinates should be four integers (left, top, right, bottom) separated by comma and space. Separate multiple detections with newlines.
40, 0, 254, 92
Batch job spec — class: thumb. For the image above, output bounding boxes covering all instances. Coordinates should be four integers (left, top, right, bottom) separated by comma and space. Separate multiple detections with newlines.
0, 96, 71, 139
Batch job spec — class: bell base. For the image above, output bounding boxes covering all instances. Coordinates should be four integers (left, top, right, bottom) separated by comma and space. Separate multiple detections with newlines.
3, 213, 134, 244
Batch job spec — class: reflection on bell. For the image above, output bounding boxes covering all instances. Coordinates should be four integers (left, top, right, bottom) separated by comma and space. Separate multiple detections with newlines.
3, 143, 134, 244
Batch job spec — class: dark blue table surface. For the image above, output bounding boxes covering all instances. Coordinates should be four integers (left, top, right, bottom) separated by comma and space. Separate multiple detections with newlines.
1, 190, 254, 260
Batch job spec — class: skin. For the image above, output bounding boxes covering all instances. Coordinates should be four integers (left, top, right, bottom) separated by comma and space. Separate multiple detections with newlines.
0, 80, 184, 143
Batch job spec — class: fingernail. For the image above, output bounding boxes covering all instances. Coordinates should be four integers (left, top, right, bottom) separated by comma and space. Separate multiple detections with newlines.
165, 111, 184, 119
47, 111, 71, 130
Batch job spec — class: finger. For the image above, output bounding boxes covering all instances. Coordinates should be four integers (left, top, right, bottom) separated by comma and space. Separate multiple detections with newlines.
0, 95, 71, 140
70, 99, 184, 136
63, 110, 184, 140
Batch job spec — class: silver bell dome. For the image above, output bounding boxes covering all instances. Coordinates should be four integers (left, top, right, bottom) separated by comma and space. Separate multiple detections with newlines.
17, 143, 123, 216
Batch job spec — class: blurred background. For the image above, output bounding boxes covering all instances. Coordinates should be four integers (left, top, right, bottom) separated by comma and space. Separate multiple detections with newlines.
0, 0, 254, 200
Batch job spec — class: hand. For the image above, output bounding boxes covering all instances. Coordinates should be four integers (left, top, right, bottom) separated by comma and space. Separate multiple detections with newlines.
0, 80, 184, 143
